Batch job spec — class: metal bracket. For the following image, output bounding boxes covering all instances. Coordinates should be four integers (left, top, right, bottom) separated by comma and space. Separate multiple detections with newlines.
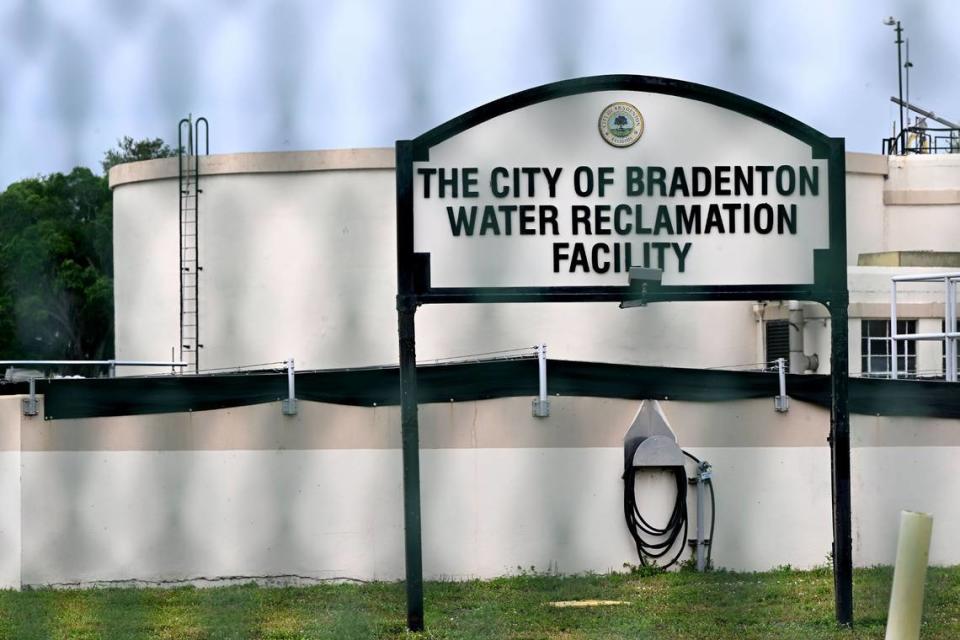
22, 377, 38, 416
774, 357, 790, 412
532, 343, 550, 417
282, 358, 297, 416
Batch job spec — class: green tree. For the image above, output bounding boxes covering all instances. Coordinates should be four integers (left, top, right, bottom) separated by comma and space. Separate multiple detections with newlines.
0, 137, 174, 364
0, 168, 113, 360
101, 136, 176, 174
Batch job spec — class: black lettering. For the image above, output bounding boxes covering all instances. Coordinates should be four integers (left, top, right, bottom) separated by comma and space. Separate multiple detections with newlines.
648, 166, 667, 196
595, 205, 612, 235
692, 166, 711, 196
635, 204, 652, 234
677, 204, 701, 234
722, 203, 739, 233
447, 205, 477, 236
598, 167, 615, 197
418, 167, 437, 198
462, 167, 479, 197
614, 204, 633, 234
778, 204, 797, 234
572, 205, 592, 235
519, 204, 536, 235
652, 242, 670, 269
521, 167, 540, 197
715, 165, 731, 196
553, 243, 569, 272
653, 205, 675, 235
704, 204, 725, 233
491, 167, 509, 198
626, 167, 643, 196
499, 205, 516, 234
673, 242, 692, 272
775, 165, 796, 196
754, 203, 774, 233
479, 205, 501, 235
592, 244, 610, 273
543, 167, 563, 197
540, 205, 559, 235
574, 166, 593, 196
669, 167, 690, 197
734, 166, 753, 196
570, 243, 589, 272
799, 166, 818, 196
438, 168, 458, 197
756, 166, 774, 195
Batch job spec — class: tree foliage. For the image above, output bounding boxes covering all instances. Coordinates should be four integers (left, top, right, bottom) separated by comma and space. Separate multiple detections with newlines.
101, 136, 176, 174
0, 138, 173, 363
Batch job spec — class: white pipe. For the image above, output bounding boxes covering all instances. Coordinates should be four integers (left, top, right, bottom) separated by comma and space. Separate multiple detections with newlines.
949, 282, 958, 382
287, 358, 295, 403
538, 344, 547, 404
778, 358, 787, 398
892, 332, 960, 341
891, 272, 960, 282
0, 360, 188, 367
885, 510, 933, 640
891, 282, 899, 380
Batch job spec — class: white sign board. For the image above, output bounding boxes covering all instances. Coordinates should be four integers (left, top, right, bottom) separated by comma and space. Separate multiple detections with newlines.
410, 90, 830, 288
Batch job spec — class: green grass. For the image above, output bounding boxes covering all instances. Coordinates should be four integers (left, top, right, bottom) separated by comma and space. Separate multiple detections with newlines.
0, 566, 958, 639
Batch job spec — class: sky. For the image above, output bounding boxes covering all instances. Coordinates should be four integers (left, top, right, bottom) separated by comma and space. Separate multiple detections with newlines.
1, 0, 958, 189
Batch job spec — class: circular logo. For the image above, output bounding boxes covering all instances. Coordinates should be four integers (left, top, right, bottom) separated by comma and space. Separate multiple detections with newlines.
598, 102, 644, 147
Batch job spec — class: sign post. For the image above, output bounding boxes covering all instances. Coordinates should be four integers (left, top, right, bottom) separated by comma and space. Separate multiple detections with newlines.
395, 75, 851, 631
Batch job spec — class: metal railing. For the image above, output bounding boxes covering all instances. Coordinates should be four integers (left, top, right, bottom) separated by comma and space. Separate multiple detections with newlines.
883, 126, 960, 155
890, 273, 959, 382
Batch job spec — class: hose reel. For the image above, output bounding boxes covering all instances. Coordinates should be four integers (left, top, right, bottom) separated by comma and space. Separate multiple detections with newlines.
622, 400, 715, 570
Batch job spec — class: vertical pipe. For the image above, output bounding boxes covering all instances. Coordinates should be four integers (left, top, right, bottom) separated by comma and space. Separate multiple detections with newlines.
891, 281, 898, 379
538, 344, 547, 405
948, 280, 957, 382
896, 22, 905, 153
288, 358, 295, 403
778, 357, 787, 399
695, 470, 705, 571
830, 295, 853, 626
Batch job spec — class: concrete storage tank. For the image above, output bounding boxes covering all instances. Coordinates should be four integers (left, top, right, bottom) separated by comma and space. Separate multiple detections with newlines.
109, 149, 762, 374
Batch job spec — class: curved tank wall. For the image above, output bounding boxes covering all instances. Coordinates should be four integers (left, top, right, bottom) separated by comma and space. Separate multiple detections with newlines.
111, 150, 760, 373
110, 149, 960, 375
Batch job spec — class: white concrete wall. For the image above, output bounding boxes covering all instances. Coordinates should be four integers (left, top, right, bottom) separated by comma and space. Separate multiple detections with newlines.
4, 395, 959, 588
0, 397, 22, 589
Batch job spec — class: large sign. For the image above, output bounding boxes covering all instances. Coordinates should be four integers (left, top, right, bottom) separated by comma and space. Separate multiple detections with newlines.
394, 76, 851, 632
398, 75, 846, 303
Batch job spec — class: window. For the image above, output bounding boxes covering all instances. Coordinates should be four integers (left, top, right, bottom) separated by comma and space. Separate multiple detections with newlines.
861, 319, 916, 378
765, 320, 790, 368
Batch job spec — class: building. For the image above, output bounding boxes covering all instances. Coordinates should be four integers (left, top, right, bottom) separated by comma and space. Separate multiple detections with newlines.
109, 148, 960, 378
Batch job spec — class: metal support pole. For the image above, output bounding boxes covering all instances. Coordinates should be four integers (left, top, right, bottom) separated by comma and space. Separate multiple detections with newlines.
532, 343, 550, 417
829, 295, 853, 626
22, 377, 38, 416
398, 301, 424, 632
282, 358, 297, 415
948, 280, 957, 382
695, 464, 707, 571
895, 21, 905, 153
774, 357, 789, 412
108, 361, 116, 378
890, 281, 898, 380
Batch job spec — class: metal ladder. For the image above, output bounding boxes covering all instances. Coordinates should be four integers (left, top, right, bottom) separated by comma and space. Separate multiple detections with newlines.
178, 116, 209, 373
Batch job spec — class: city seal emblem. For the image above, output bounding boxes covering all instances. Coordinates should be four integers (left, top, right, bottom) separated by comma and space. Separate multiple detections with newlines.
598, 102, 644, 147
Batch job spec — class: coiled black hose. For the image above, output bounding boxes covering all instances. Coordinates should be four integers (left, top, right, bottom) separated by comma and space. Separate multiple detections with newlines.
623, 450, 715, 569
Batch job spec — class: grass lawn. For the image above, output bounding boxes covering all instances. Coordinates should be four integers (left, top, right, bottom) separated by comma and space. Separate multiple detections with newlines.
0, 566, 958, 639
